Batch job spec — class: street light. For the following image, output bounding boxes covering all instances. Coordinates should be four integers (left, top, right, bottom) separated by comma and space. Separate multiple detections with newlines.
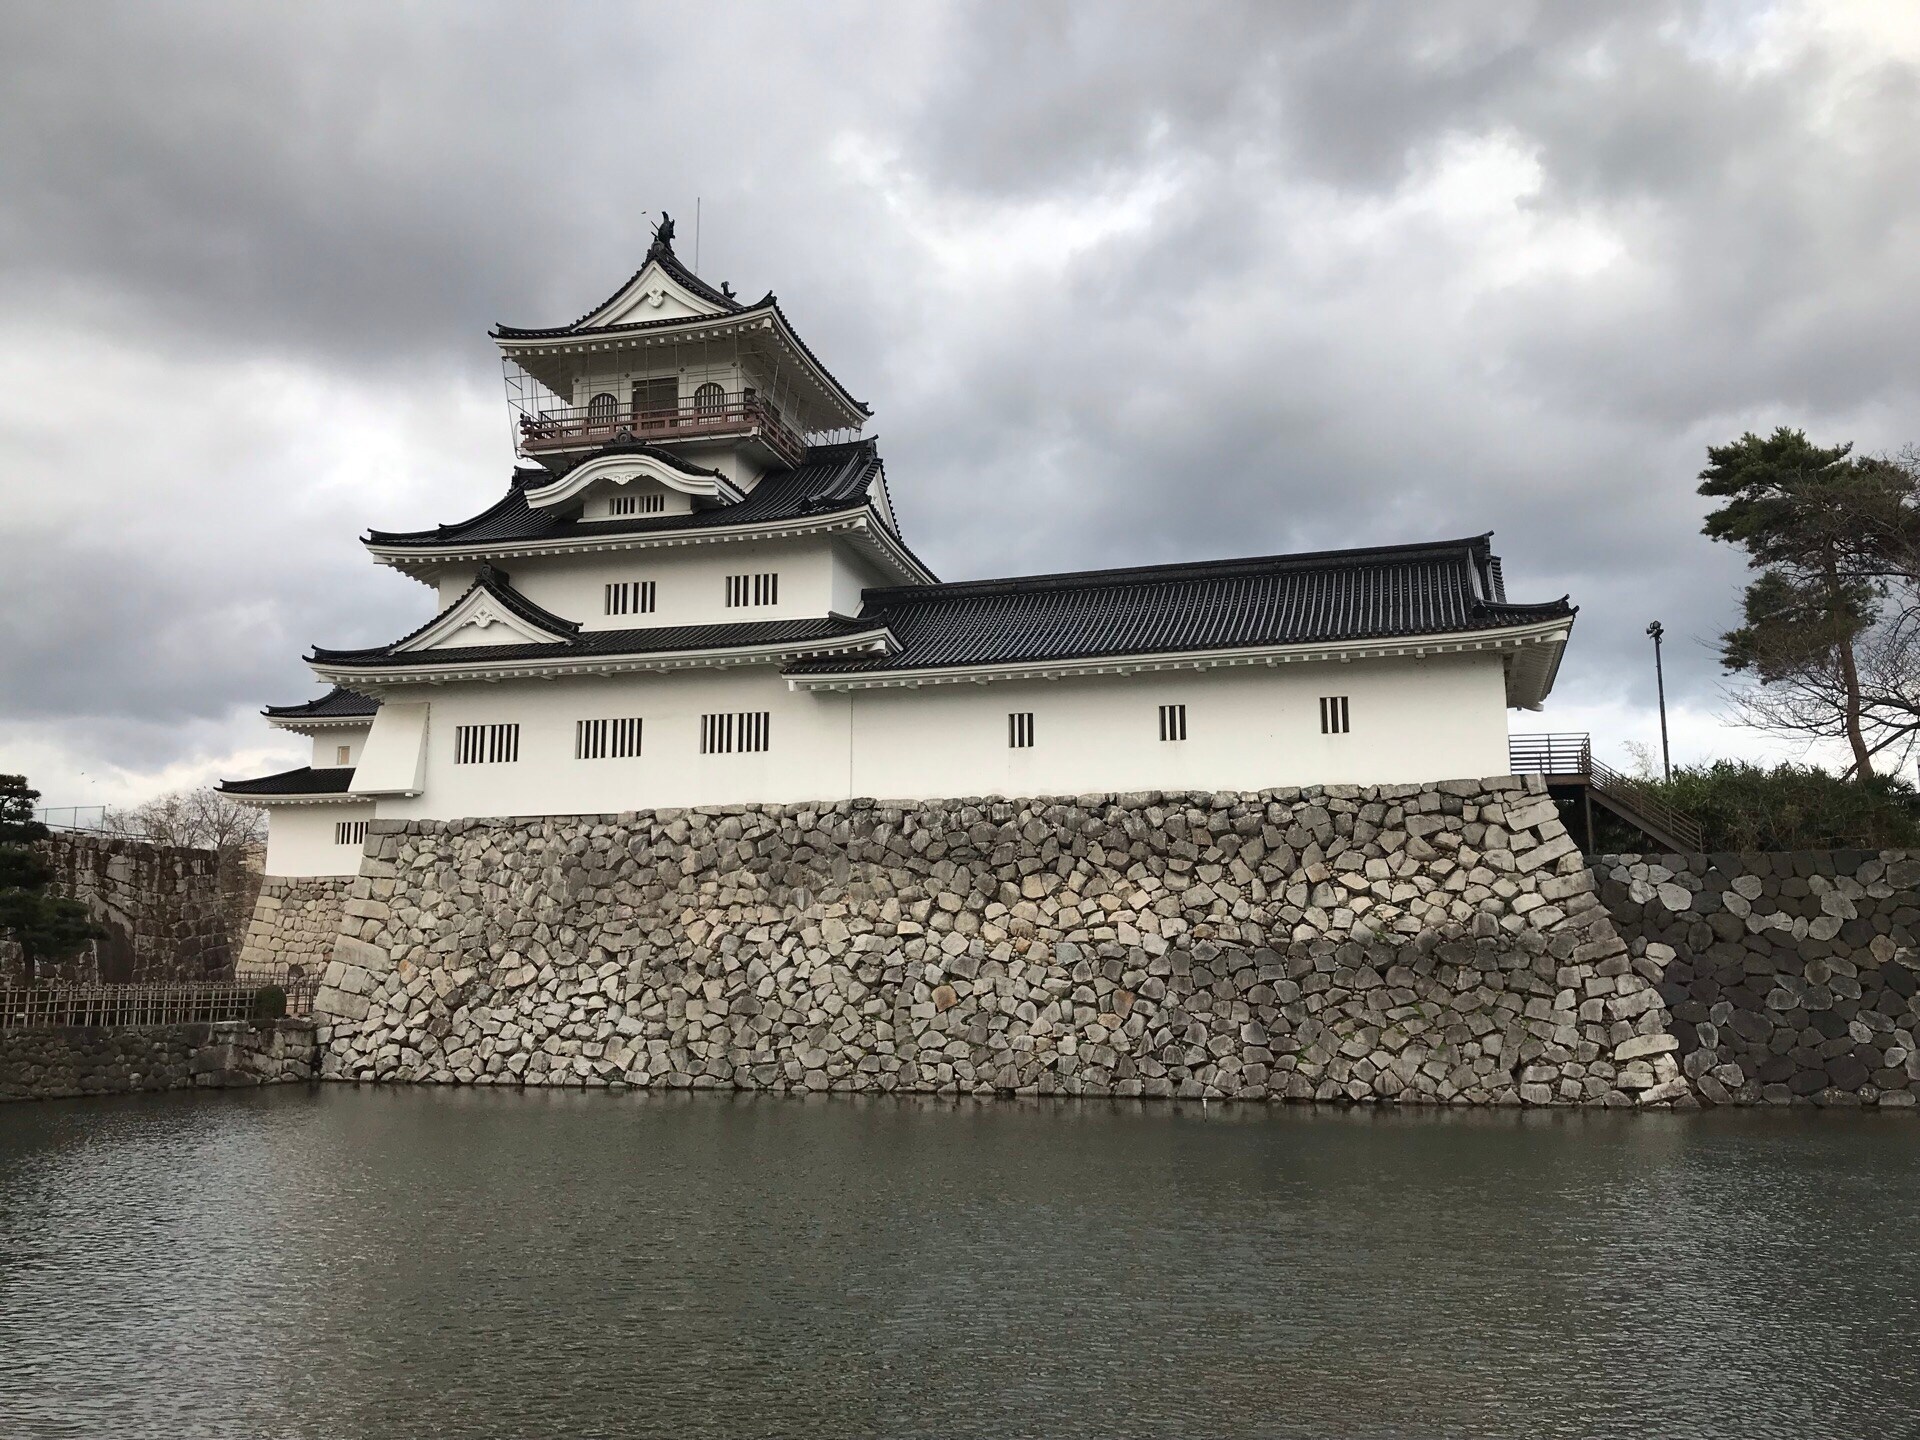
1646, 621, 1671, 782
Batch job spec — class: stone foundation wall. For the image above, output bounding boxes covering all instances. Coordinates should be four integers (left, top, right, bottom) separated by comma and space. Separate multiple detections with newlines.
238, 875, 354, 978
0, 1019, 317, 1102
0, 833, 239, 984
1597, 851, 1919, 1108
315, 779, 1688, 1106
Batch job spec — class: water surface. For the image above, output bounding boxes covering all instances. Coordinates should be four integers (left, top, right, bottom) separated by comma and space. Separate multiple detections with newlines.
1, 1088, 1916, 1439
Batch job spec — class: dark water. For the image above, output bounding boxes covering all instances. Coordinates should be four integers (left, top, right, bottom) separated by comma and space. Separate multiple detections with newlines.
1, 1090, 1916, 1440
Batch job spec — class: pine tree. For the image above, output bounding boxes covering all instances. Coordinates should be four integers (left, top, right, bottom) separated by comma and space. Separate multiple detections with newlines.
1700, 429, 1920, 778
0, 775, 100, 982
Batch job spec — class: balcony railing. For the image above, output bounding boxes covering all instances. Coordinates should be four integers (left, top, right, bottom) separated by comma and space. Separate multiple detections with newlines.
1509, 732, 1704, 852
516, 389, 806, 466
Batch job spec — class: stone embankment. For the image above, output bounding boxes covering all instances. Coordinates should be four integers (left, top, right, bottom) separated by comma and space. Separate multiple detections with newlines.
0, 1019, 317, 1102
1, 832, 239, 983
1598, 851, 1919, 1108
314, 778, 1687, 1106
238, 876, 352, 978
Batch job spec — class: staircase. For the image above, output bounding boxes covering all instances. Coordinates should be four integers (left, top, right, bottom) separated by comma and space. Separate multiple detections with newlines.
1508, 733, 1703, 853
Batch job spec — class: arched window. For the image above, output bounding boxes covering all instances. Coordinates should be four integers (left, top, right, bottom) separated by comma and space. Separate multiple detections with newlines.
693, 382, 725, 419
586, 392, 618, 425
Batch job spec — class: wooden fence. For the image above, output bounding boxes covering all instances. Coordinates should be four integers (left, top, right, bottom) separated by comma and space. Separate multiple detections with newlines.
0, 977, 318, 1030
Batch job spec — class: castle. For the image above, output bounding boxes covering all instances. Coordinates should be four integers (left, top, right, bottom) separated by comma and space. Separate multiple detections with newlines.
222, 215, 1576, 878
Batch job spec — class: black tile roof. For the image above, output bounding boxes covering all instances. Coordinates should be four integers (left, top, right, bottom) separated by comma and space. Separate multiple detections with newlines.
262, 687, 379, 720
366, 439, 899, 550
312, 616, 887, 670
786, 535, 1573, 675
218, 766, 357, 797
493, 234, 746, 337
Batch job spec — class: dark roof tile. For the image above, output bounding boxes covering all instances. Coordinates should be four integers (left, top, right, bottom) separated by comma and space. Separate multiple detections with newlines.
262, 687, 380, 720
786, 536, 1572, 675
313, 616, 886, 669
218, 766, 356, 797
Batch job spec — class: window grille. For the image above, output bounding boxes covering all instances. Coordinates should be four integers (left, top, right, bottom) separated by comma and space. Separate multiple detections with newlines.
576, 717, 642, 760
454, 722, 520, 764
632, 376, 678, 427
701, 711, 770, 754
607, 493, 666, 517
335, 744, 352, 766
1008, 712, 1035, 749
586, 392, 618, 424
693, 381, 725, 417
335, 820, 368, 846
1320, 696, 1351, 735
1158, 703, 1188, 742
725, 572, 779, 607
604, 580, 657, 616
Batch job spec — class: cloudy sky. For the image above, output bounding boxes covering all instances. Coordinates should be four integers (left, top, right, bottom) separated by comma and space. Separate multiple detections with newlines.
2, 0, 1917, 810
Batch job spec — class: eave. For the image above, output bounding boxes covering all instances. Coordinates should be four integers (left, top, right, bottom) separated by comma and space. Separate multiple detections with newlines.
784, 617, 1575, 706
310, 629, 898, 688
366, 508, 938, 589
223, 790, 370, 809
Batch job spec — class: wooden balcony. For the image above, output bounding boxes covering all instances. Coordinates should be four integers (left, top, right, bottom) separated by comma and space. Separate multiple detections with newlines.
516, 389, 806, 467
1509, 732, 1703, 853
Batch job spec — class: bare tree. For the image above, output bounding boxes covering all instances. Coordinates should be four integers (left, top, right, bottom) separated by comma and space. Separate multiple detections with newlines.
104, 787, 266, 944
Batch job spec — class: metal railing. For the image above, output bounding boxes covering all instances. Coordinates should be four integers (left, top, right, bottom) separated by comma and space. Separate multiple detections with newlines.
0, 979, 316, 1030
516, 389, 806, 466
1509, 732, 1704, 852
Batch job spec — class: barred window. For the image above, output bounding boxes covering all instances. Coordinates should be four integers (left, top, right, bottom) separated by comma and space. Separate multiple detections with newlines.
576, 716, 643, 760
604, 580, 657, 616
335, 820, 368, 846
724, 572, 779, 607
1158, 703, 1188, 742
1008, 712, 1035, 749
1320, 695, 1350, 735
693, 381, 726, 417
586, 391, 618, 424
700, 711, 770, 754
454, 722, 520, 764
607, 493, 665, 517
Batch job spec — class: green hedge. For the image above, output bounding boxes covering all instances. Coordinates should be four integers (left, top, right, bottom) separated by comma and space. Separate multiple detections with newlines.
1604, 761, 1920, 852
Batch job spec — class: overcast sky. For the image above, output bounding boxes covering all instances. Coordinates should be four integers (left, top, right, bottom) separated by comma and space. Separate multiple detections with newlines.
2, 0, 1917, 810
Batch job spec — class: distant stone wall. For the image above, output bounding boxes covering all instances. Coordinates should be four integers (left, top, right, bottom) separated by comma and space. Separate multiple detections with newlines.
1598, 852, 1919, 1108
315, 779, 1687, 1106
238, 876, 353, 978
0, 1019, 317, 1102
0, 834, 238, 983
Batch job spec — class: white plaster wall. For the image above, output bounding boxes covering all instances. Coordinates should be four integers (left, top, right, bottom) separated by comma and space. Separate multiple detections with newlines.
265, 804, 377, 877
373, 669, 853, 822
846, 654, 1513, 801
308, 726, 371, 769
472, 536, 850, 632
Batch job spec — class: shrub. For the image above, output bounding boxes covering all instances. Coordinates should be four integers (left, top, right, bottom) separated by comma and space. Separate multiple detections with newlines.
1617, 761, 1920, 851
251, 984, 288, 1020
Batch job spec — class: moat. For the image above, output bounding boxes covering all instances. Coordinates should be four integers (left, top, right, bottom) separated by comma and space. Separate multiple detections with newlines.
2, 1090, 1917, 1439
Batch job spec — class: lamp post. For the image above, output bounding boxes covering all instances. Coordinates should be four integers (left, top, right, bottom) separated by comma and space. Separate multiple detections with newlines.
1646, 621, 1671, 782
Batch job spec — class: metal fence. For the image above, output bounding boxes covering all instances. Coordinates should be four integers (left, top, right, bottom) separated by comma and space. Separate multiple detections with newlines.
0, 978, 317, 1030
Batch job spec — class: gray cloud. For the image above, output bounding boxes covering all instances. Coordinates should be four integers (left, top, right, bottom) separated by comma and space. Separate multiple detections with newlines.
2, 0, 1916, 800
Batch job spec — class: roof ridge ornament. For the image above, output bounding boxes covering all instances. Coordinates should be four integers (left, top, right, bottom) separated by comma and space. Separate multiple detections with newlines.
652, 212, 676, 250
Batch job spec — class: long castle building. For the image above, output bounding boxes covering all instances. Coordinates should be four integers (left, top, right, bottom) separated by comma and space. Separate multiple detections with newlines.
221, 216, 1577, 879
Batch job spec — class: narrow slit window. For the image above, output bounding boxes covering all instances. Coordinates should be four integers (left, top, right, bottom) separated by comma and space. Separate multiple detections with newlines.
1158, 703, 1187, 742
334, 820, 368, 846
604, 580, 657, 616
454, 722, 520, 764
607, 493, 666, 517
335, 744, 352, 766
1320, 696, 1350, 735
725, 572, 779, 608
576, 717, 643, 760
701, 711, 769, 754
1008, 712, 1035, 749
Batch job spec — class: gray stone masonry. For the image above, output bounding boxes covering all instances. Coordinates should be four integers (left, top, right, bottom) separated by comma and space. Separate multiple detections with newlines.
0, 1019, 317, 1102
239, 875, 354, 978
314, 778, 1691, 1106
1598, 851, 1919, 1109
